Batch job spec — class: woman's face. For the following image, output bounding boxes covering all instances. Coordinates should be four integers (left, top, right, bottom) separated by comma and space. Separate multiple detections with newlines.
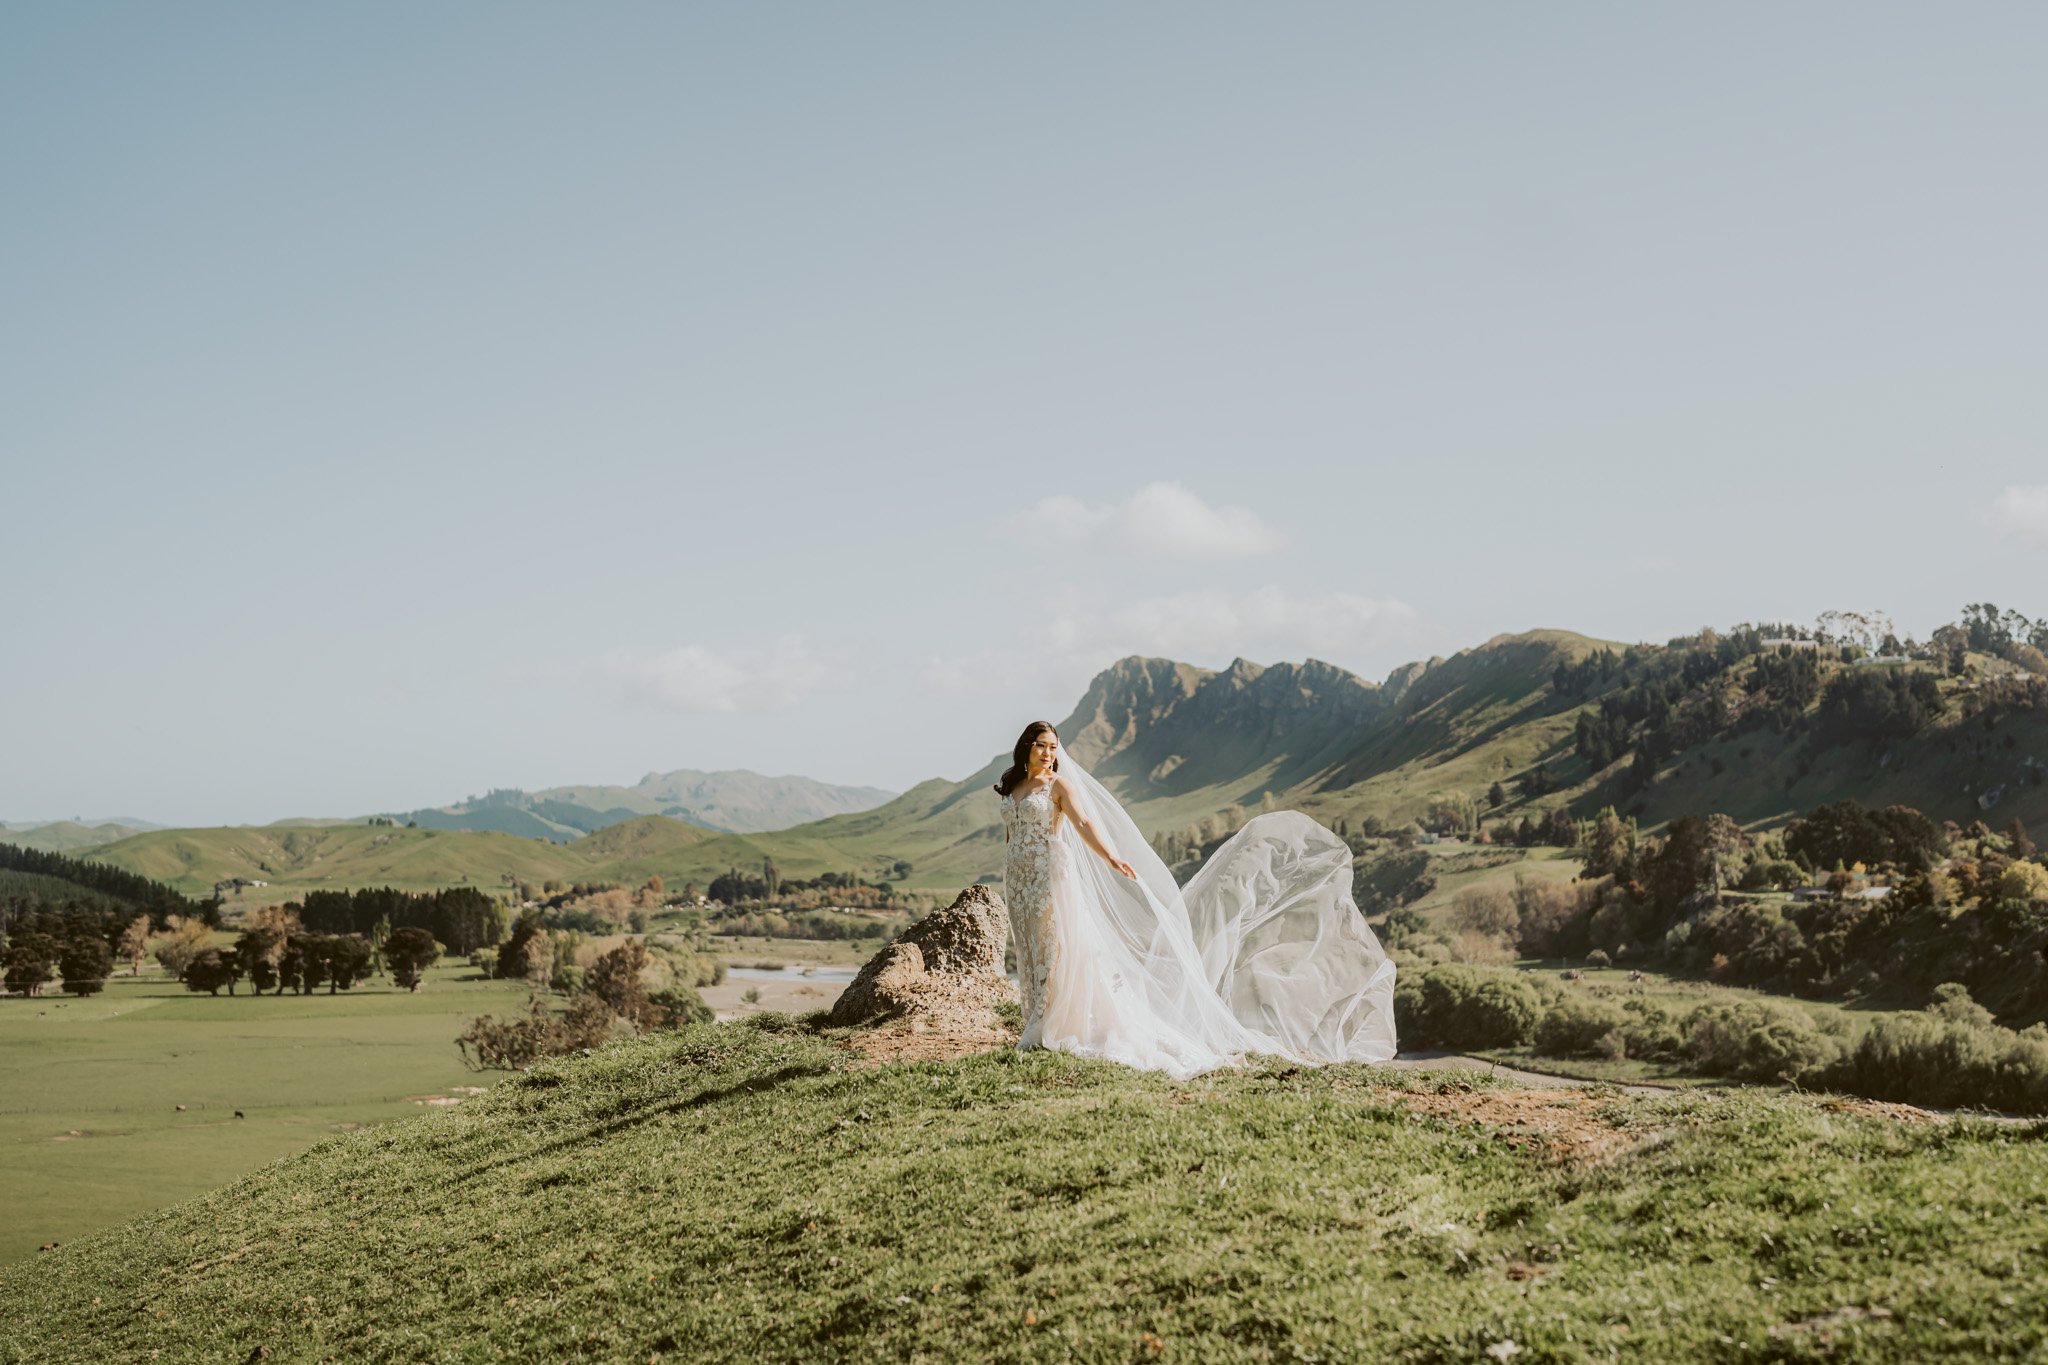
1028, 731, 1059, 773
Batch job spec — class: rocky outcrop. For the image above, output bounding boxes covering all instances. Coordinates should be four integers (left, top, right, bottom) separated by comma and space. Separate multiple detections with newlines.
829, 884, 1014, 1030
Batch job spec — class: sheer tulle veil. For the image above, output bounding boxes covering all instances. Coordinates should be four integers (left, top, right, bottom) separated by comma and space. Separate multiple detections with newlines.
1045, 749, 1397, 1074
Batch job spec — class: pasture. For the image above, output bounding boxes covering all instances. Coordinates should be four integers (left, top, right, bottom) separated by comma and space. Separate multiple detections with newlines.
0, 960, 527, 1262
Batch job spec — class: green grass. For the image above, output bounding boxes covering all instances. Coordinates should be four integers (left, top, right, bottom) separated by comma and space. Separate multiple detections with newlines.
0, 961, 527, 1262
1410, 844, 1584, 916
6, 1023, 2048, 1361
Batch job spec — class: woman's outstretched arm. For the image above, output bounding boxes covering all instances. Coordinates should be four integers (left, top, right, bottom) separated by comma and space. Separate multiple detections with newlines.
1052, 775, 1137, 879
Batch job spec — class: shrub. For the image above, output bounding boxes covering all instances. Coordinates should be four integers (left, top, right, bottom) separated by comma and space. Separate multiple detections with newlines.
1445, 929, 1516, 965
1585, 948, 1612, 970
649, 987, 715, 1027
1445, 886, 1517, 938
1683, 1000, 1840, 1084
1618, 999, 1684, 1062
1512, 876, 1599, 959
1828, 1013, 2048, 1113
1394, 966, 1547, 1050
1927, 982, 1996, 1028
455, 994, 622, 1070
1534, 996, 1628, 1060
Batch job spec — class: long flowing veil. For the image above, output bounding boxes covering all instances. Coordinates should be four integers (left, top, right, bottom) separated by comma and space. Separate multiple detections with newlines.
1046, 752, 1396, 1074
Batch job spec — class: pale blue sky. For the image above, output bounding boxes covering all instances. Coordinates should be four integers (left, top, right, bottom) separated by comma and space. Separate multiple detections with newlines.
5, 4, 2046, 824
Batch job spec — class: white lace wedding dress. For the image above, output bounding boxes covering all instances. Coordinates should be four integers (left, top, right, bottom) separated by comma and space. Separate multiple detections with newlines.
1001, 754, 1396, 1079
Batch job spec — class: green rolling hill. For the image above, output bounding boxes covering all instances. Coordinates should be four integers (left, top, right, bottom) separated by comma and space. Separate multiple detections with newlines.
0, 820, 147, 854
75, 625, 2048, 901
389, 768, 901, 841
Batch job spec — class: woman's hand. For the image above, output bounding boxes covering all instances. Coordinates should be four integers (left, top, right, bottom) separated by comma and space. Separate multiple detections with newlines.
1108, 857, 1137, 880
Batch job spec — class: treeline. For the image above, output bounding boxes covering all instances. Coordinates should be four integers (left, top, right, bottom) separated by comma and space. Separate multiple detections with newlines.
1551, 603, 2048, 802
297, 886, 507, 955
1, 911, 450, 999
0, 842, 204, 934
458, 937, 713, 1069
1403, 795, 2048, 1026
706, 861, 902, 907
1566, 632, 1945, 792
168, 924, 447, 996
712, 909, 890, 942
491, 909, 724, 998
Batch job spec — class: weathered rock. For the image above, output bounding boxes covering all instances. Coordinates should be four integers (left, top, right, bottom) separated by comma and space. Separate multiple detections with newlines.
829, 884, 1013, 1029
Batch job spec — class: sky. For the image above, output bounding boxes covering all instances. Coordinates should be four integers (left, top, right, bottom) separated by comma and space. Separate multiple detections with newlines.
5, 3, 2047, 825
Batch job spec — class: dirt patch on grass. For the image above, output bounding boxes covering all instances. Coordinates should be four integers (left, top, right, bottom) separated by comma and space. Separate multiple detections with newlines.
1800, 1094, 1943, 1126
1395, 1085, 1646, 1164
839, 1022, 1016, 1067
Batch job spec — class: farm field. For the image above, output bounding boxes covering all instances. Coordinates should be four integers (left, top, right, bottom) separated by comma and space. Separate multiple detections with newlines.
0, 960, 526, 1263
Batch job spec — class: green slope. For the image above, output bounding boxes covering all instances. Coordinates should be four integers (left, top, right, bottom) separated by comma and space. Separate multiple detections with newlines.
82, 825, 598, 897
4, 1023, 2044, 1362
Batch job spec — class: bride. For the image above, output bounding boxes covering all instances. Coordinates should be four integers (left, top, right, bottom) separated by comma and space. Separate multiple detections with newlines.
996, 720, 1396, 1079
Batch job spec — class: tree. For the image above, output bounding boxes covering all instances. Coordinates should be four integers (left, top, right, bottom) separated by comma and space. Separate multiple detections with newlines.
587, 938, 663, 1029
1998, 861, 2048, 906
521, 931, 556, 993
1581, 807, 1636, 880
1487, 782, 1507, 809
248, 904, 302, 938
495, 910, 546, 980
763, 858, 782, 902
4, 932, 60, 996
321, 936, 374, 994
1647, 814, 1749, 912
368, 914, 392, 978
1786, 801, 1945, 873
278, 935, 319, 994
385, 927, 442, 992
434, 888, 506, 956
58, 936, 113, 997
234, 927, 284, 994
117, 915, 151, 976
153, 916, 213, 981
182, 948, 242, 996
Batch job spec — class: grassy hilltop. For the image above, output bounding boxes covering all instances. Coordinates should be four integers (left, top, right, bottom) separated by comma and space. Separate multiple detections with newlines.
5, 1022, 2048, 1363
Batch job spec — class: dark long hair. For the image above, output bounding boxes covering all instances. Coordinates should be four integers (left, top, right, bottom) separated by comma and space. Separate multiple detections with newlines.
993, 721, 1059, 797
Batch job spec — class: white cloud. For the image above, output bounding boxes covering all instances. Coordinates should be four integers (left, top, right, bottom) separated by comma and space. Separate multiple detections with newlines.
599, 636, 841, 713
1990, 485, 2048, 544
1005, 481, 1285, 558
921, 586, 1423, 701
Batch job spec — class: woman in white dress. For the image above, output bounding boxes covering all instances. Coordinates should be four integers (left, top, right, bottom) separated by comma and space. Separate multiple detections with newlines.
996, 720, 1396, 1079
